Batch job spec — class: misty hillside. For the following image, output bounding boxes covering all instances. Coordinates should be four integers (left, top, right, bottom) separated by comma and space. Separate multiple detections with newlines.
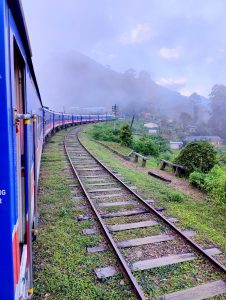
44, 52, 209, 120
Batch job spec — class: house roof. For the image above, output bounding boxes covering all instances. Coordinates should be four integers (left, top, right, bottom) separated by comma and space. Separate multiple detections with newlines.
185, 136, 223, 142
144, 122, 159, 129
170, 141, 183, 144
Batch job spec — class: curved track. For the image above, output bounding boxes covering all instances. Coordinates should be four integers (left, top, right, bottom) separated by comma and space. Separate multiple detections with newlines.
64, 126, 226, 300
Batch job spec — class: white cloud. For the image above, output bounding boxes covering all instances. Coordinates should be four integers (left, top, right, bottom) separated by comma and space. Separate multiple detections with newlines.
179, 87, 207, 97
157, 76, 187, 86
120, 23, 156, 44
159, 47, 182, 60
179, 88, 193, 96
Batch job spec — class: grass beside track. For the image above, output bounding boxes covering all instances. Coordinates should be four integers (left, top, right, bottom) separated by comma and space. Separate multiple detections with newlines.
33, 131, 136, 300
81, 126, 226, 255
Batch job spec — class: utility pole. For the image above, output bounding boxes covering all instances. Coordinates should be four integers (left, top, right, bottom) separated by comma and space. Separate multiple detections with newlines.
112, 104, 119, 130
130, 114, 135, 129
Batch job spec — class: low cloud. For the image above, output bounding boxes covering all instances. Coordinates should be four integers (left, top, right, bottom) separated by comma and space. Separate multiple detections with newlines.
179, 87, 192, 96
120, 23, 156, 44
157, 76, 187, 86
159, 47, 182, 60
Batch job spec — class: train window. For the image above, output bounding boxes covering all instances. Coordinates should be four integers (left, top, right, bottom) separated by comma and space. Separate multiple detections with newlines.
14, 41, 26, 253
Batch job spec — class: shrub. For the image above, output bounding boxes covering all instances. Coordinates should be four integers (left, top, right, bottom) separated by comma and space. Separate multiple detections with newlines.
91, 124, 120, 142
204, 165, 226, 204
175, 141, 217, 174
133, 135, 159, 156
119, 124, 133, 147
149, 135, 170, 152
189, 171, 206, 189
161, 151, 172, 161
168, 191, 185, 202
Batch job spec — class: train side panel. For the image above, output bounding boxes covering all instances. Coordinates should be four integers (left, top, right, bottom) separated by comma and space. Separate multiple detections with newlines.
0, 2, 18, 299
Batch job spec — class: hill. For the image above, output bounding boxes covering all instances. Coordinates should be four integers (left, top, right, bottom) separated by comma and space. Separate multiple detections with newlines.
43, 51, 208, 120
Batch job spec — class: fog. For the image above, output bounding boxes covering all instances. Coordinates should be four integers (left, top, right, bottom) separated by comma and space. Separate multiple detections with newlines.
21, 0, 226, 136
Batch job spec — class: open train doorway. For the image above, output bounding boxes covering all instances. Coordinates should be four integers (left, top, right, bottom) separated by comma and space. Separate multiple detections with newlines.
14, 41, 26, 255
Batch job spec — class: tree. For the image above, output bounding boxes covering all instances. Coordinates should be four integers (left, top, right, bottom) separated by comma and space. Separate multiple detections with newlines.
175, 141, 217, 174
120, 124, 133, 147
133, 135, 159, 156
189, 92, 202, 123
208, 84, 226, 138
179, 112, 192, 129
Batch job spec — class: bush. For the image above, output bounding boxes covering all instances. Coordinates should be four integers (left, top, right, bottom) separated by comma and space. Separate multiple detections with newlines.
204, 165, 226, 204
149, 135, 170, 152
133, 135, 159, 156
119, 124, 133, 147
175, 141, 217, 174
189, 171, 206, 189
189, 166, 226, 204
91, 124, 120, 142
168, 191, 185, 202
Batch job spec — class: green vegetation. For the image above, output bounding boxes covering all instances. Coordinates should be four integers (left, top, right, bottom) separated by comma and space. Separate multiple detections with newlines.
90, 122, 226, 205
167, 191, 185, 203
91, 122, 120, 142
134, 258, 224, 298
89, 122, 170, 158
133, 134, 159, 156
175, 141, 217, 174
189, 165, 226, 204
34, 131, 136, 300
119, 124, 133, 147
81, 126, 226, 253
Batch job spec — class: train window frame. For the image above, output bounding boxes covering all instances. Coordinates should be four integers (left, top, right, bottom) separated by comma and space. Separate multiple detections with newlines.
13, 39, 27, 253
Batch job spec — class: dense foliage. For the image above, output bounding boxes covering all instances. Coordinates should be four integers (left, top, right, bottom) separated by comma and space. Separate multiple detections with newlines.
167, 191, 185, 202
133, 134, 159, 156
189, 171, 206, 189
90, 123, 170, 157
119, 124, 133, 147
91, 124, 120, 142
189, 166, 226, 204
208, 84, 226, 138
175, 141, 217, 174
148, 135, 170, 152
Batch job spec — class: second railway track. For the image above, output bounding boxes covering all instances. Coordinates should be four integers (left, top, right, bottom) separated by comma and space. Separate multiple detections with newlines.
64, 126, 226, 300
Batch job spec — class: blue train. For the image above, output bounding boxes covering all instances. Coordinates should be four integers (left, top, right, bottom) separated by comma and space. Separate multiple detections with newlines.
0, 1, 113, 299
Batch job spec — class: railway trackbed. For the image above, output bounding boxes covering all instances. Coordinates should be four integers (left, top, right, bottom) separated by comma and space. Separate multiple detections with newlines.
64, 126, 226, 300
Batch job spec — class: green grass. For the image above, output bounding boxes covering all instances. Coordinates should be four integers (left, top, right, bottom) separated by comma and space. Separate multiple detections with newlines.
33, 130, 136, 300
81, 126, 226, 254
100, 141, 132, 155
134, 258, 225, 298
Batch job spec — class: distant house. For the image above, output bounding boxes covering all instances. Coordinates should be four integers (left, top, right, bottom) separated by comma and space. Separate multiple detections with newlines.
140, 112, 152, 118
144, 122, 159, 134
170, 141, 183, 150
186, 125, 197, 133
185, 136, 223, 147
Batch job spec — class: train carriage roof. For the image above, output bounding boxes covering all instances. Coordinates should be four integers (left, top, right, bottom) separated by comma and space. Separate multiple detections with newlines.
8, 0, 43, 105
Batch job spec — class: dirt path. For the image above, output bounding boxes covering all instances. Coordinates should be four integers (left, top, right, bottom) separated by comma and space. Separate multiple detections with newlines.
114, 155, 206, 201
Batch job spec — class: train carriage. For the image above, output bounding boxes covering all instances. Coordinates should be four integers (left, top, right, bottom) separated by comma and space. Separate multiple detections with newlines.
0, 1, 114, 299
53, 111, 63, 131
43, 108, 54, 138
0, 1, 43, 299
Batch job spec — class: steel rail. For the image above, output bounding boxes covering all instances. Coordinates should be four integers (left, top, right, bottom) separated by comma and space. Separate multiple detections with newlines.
76, 129, 226, 275
64, 132, 146, 300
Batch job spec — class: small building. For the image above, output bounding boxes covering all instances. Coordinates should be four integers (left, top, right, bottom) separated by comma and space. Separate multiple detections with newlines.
144, 122, 159, 134
185, 136, 223, 147
186, 125, 197, 133
170, 141, 183, 150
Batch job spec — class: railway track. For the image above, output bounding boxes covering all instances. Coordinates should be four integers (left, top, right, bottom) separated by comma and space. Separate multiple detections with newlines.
64, 126, 226, 300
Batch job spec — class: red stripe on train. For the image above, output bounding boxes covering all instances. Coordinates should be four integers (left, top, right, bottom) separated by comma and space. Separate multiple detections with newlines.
12, 226, 20, 290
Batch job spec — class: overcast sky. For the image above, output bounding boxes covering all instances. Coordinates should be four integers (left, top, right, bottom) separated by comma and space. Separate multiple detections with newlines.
21, 0, 226, 100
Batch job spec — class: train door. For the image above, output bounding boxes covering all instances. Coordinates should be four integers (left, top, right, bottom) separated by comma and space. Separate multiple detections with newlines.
32, 113, 38, 229
14, 44, 26, 252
